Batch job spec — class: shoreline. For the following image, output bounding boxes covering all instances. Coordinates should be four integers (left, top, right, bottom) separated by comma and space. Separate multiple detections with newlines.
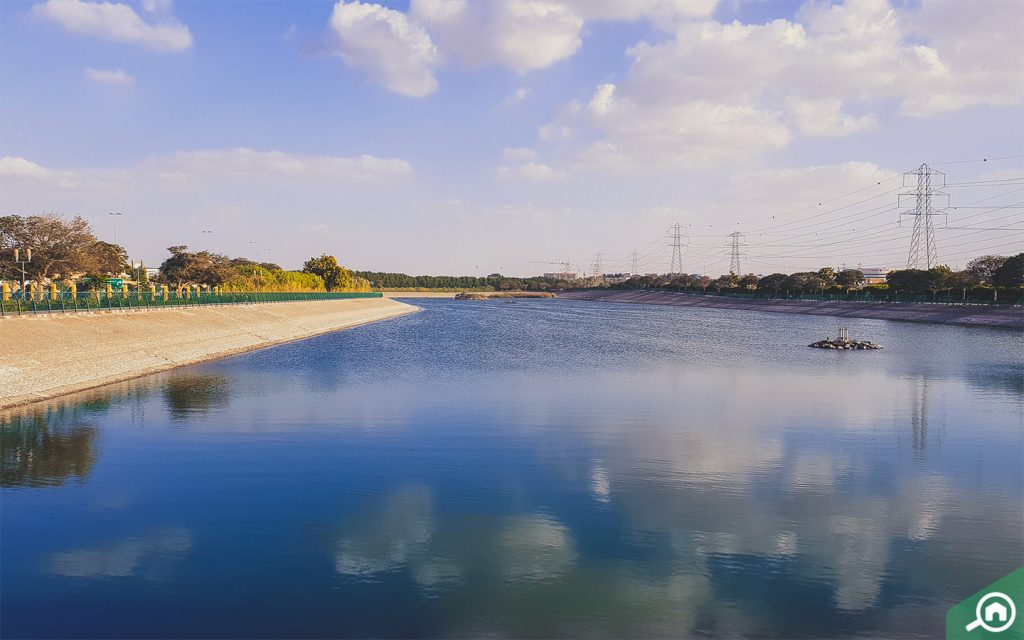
0, 298, 418, 410
559, 289, 1023, 329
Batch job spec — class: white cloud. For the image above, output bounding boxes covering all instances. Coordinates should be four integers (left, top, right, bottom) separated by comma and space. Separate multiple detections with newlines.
84, 67, 135, 85
0, 157, 50, 178
789, 97, 877, 137
504, 86, 531, 106
32, 0, 192, 52
324, 0, 719, 95
140, 0, 174, 12
144, 148, 414, 183
538, 99, 581, 141
565, 0, 1024, 170
583, 83, 790, 169
497, 161, 566, 181
502, 147, 536, 161
411, 0, 583, 73
1, 149, 413, 190
559, 0, 717, 22
328, 0, 440, 97
899, 0, 1024, 116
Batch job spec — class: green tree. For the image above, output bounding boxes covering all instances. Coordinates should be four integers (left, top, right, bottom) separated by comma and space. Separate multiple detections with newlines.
816, 267, 837, 286
757, 273, 789, 293
785, 272, 827, 293
136, 260, 150, 287
303, 254, 347, 291
93, 241, 129, 276
835, 269, 864, 288
0, 214, 111, 284
992, 253, 1023, 288
965, 255, 1007, 284
157, 246, 234, 287
739, 273, 759, 289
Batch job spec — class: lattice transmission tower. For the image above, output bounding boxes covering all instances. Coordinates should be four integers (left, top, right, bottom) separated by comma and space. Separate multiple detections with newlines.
899, 163, 948, 269
728, 231, 743, 275
667, 223, 685, 274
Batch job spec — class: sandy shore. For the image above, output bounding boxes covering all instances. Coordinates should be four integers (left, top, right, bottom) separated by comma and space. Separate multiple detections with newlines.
560, 289, 1023, 329
0, 298, 418, 409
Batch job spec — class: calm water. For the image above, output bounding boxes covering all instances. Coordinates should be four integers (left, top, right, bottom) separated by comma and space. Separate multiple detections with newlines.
2, 299, 1022, 638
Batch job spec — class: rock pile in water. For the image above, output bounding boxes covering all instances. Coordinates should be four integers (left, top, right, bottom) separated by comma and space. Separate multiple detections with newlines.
808, 338, 882, 350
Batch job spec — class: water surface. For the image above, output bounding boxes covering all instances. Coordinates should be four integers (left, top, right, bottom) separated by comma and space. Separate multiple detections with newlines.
2, 299, 1022, 638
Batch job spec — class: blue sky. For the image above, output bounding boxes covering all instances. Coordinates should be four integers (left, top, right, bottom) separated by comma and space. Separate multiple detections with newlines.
1, 0, 1022, 276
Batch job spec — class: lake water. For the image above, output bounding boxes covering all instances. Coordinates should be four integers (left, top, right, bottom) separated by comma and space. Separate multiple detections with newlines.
2, 298, 1022, 638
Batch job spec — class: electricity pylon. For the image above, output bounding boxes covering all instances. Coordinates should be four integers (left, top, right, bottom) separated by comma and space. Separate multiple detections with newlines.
899, 163, 948, 269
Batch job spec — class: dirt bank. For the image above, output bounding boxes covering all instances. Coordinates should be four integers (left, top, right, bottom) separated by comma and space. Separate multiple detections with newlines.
559, 290, 1022, 329
0, 298, 418, 409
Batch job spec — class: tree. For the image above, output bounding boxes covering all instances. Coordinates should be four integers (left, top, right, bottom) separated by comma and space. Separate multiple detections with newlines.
713, 274, 737, 291
0, 214, 107, 284
136, 260, 150, 287
739, 273, 759, 289
785, 272, 827, 293
947, 269, 980, 294
757, 273, 789, 293
92, 241, 129, 275
303, 254, 349, 291
965, 255, 1007, 284
835, 269, 864, 289
886, 268, 949, 294
157, 246, 234, 287
816, 267, 837, 286
992, 253, 1023, 288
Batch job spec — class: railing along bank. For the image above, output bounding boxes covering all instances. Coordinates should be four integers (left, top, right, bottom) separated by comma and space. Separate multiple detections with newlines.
0, 286, 381, 317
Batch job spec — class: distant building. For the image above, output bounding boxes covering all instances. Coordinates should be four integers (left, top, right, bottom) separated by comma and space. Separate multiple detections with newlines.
543, 271, 577, 280
861, 266, 891, 284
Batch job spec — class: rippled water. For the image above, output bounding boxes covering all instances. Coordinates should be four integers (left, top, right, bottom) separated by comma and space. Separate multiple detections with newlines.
2, 299, 1022, 638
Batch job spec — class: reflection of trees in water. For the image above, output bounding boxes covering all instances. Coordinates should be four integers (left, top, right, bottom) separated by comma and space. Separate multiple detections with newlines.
1, 412, 98, 487
964, 363, 1024, 397
162, 374, 230, 419
1, 381, 159, 487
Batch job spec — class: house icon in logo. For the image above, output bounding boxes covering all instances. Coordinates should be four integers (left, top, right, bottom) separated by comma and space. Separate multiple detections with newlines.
985, 600, 1010, 624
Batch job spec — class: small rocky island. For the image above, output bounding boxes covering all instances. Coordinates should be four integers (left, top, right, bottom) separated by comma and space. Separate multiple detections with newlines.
809, 327, 882, 350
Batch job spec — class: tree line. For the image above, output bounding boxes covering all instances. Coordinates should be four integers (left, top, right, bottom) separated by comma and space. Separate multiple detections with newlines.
0, 214, 369, 292
614, 255, 1023, 300
353, 271, 570, 291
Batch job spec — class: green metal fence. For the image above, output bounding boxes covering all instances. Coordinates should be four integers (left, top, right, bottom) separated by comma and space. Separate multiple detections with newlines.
0, 291, 382, 317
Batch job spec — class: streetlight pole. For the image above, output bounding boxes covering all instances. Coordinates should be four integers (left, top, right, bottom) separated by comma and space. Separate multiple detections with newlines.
14, 248, 31, 297
109, 212, 124, 244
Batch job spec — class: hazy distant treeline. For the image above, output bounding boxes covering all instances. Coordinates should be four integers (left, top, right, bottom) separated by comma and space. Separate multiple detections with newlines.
353, 271, 569, 291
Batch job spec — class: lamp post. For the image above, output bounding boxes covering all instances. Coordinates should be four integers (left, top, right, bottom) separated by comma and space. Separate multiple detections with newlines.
14, 247, 31, 297
109, 212, 124, 244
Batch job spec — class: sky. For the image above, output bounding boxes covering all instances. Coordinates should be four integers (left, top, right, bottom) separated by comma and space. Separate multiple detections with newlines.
1, 0, 1022, 276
